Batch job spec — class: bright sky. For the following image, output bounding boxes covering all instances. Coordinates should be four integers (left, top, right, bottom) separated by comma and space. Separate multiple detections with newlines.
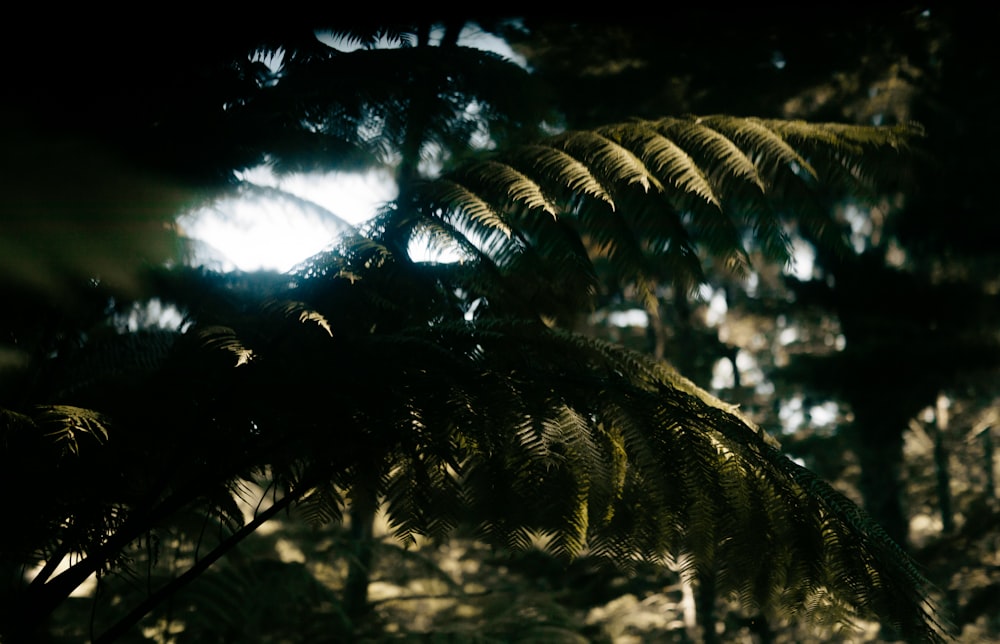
181, 24, 524, 273
179, 168, 396, 272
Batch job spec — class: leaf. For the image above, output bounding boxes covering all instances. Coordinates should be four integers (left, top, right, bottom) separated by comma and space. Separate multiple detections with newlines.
196, 325, 255, 367
417, 179, 513, 239
508, 144, 615, 208
263, 300, 334, 337
704, 116, 817, 175
548, 129, 658, 194
657, 116, 766, 192
35, 405, 111, 456
456, 159, 559, 217
601, 120, 721, 207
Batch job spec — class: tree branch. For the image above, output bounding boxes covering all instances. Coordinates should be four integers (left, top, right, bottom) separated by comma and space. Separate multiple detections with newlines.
93, 485, 307, 643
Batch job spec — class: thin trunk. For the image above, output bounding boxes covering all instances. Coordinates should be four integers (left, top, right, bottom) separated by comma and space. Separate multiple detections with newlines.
646, 298, 667, 361
395, 19, 464, 188
697, 568, 719, 644
749, 614, 774, 644
933, 393, 955, 534
727, 345, 741, 389
343, 485, 378, 625
850, 419, 909, 548
385, 20, 466, 256
982, 426, 996, 503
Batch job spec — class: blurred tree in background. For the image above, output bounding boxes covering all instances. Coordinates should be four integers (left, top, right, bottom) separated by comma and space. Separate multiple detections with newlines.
1, 8, 997, 643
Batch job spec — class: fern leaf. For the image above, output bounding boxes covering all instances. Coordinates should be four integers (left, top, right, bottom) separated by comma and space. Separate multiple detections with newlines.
262, 300, 334, 337
295, 482, 344, 527
508, 144, 615, 208
35, 405, 111, 455
657, 116, 766, 192
699, 115, 819, 180
600, 121, 720, 207
195, 325, 254, 367
418, 179, 513, 239
548, 130, 658, 194
456, 160, 559, 217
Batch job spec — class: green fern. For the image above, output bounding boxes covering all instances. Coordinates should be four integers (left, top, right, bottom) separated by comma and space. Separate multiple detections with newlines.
34, 405, 111, 456
0, 113, 940, 642
397, 115, 921, 317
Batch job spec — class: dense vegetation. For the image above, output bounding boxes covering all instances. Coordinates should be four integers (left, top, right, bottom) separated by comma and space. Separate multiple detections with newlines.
2, 9, 997, 642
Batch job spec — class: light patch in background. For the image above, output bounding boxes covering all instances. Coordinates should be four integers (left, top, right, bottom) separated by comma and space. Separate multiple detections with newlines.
784, 236, 816, 281
710, 350, 764, 390
113, 298, 189, 333
843, 203, 873, 253
779, 394, 806, 434
711, 358, 735, 390
182, 24, 523, 274
779, 396, 843, 435
809, 401, 840, 427
607, 309, 649, 328
697, 285, 728, 327
181, 168, 396, 272
734, 349, 764, 386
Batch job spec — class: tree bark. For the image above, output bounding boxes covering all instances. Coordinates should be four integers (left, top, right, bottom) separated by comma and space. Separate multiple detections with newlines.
343, 485, 378, 625
696, 568, 719, 644
851, 425, 909, 548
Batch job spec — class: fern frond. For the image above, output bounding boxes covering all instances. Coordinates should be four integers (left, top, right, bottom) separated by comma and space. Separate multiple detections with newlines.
334, 319, 951, 642
195, 325, 255, 367
453, 159, 559, 217
601, 120, 720, 207
548, 130, 658, 194
35, 405, 111, 455
322, 26, 416, 50
400, 115, 919, 312
416, 179, 514, 239
261, 300, 334, 337
295, 481, 345, 527
657, 116, 766, 193
507, 144, 615, 208
758, 118, 921, 193
698, 115, 819, 181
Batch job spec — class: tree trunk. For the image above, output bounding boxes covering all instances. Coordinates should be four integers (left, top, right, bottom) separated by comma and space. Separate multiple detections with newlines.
982, 426, 996, 504
933, 394, 955, 534
343, 485, 378, 625
852, 428, 909, 548
696, 568, 719, 644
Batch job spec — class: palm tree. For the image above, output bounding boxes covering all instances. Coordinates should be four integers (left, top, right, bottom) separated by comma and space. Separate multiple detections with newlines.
0, 18, 953, 642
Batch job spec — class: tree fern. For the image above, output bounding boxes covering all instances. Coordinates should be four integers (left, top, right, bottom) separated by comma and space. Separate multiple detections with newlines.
0, 106, 941, 641
5, 243, 953, 641
1, 14, 958, 642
